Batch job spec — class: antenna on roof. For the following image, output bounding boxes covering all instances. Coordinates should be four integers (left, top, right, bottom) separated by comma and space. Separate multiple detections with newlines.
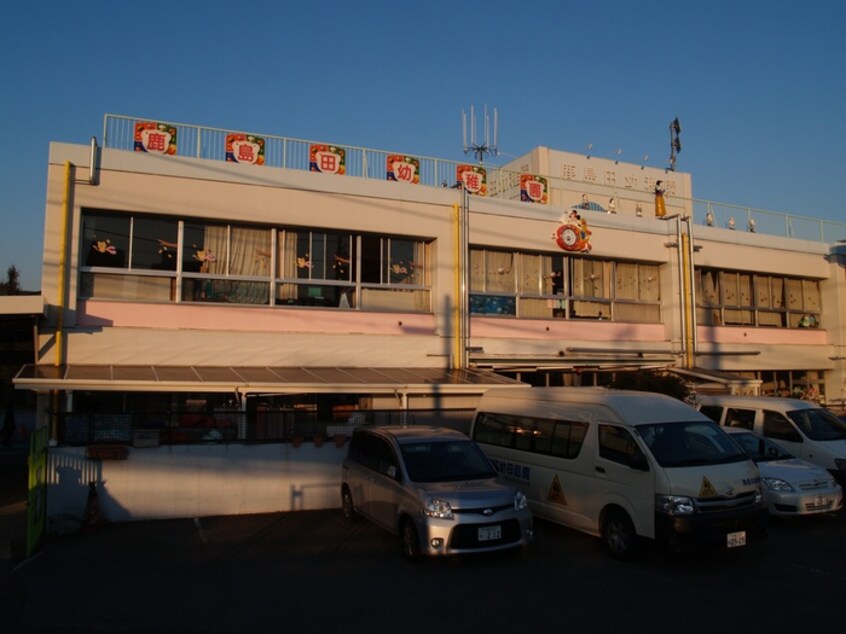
462, 105, 499, 164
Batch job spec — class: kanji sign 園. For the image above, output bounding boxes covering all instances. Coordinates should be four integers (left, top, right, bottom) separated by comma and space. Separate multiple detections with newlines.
520, 173, 548, 204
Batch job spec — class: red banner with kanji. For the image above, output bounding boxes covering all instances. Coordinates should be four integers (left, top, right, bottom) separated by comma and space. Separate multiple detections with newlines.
226, 133, 265, 165
134, 122, 177, 155
456, 164, 486, 195
309, 144, 346, 175
386, 155, 419, 184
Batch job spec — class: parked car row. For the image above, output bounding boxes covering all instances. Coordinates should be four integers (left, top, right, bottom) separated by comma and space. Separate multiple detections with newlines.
340, 389, 844, 563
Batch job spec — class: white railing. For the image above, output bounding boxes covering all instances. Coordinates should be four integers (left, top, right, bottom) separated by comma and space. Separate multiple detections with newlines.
103, 114, 846, 244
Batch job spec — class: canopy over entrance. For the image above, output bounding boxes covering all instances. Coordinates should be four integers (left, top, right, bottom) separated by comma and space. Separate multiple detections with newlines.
14, 364, 524, 396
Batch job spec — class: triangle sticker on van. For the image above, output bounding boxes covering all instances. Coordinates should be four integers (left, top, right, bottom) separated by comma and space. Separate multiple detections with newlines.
699, 476, 719, 498
547, 474, 568, 506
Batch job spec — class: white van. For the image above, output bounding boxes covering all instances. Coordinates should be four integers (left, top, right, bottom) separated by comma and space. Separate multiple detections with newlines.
470, 387, 767, 559
695, 395, 846, 485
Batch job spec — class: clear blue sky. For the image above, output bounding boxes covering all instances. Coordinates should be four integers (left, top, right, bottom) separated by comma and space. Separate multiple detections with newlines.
2, 0, 845, 291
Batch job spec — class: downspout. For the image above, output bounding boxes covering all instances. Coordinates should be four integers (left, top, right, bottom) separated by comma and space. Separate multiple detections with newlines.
684, 216, 698, 367
675, 217, 687, 366
452, 203, 462, 369
51, 161, 73, 443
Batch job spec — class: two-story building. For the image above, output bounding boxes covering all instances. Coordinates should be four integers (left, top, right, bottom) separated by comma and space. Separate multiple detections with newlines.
11, 115, 846, 526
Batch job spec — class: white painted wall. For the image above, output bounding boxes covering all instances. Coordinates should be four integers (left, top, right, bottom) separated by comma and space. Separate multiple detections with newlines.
46, 442, 347, 528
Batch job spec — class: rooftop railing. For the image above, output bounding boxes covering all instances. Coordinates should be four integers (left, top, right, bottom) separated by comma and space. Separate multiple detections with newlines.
103, 114, 846, 244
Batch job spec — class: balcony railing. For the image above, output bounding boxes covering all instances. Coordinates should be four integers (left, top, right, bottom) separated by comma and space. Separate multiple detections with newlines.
103, 114, 846, 244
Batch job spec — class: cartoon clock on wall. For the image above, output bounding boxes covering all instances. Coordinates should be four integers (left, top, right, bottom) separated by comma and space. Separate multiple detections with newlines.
553, 210, 593, 253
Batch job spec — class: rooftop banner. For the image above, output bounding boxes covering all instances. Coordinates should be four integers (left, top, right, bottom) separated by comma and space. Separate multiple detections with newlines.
226, 133, 265, 165
134, 121, 177, 155
386, 154, 419, 184
520, 173, 548, 204
456, 164, 486, 196
309, 144, 346, 175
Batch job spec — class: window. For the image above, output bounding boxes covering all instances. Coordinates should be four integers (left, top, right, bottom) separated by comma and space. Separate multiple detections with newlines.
599, 425, 646, 467
696, 267, 821, 329
79, 209, 431, 313
472, 412, 588, 459
82, 212, 129, 268
277, 230, 355, 308
182, 221, 271, 304
762, 411, 802, 443
698, 405, 723, 424
725, 408, 755, 430
470, 248, 660, 322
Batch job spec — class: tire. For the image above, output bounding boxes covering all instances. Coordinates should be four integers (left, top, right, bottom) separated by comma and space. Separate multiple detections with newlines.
341, 486, 359, 522
400, 518, 422, 562
602, 510, 639, 560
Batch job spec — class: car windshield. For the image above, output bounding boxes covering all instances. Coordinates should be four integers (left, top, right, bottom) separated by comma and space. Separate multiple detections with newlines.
730, 431, 793, 462
400, 439, 497, 483
788, 408, 846, 441
639, 421, 748, 468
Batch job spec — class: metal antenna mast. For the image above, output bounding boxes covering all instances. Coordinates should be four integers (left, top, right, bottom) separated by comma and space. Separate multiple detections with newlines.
462, 105, 499, 163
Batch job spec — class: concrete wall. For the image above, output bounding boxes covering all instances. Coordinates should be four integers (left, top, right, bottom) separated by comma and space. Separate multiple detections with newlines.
47, 442, 347, 528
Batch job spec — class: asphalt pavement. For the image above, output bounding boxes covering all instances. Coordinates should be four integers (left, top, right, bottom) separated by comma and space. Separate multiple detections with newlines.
2, 445, 846, 633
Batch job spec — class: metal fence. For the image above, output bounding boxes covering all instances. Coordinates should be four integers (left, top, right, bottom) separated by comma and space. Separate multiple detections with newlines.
103, 114, 846, 244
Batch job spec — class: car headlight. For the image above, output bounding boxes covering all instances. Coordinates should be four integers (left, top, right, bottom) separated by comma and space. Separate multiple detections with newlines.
514, 491, 528, 512
425, 498, 454, 519
655, 494, 695, 515
761, 477, 795, 492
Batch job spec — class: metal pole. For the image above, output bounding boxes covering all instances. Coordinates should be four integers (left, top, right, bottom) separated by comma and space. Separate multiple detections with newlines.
675, 216, 686, 364
461, 186, 470, 369
685, 216, 699, 365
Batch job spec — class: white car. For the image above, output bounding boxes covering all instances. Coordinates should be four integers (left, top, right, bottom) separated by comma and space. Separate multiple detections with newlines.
724, 427, 843, 516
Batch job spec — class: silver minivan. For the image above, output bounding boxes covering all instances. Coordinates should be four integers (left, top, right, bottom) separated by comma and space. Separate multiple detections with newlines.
340, 426, 533, 560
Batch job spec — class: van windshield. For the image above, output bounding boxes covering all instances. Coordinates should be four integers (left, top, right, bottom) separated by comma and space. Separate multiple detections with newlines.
787, 409, 846, 441
400, 440, 497, 483
638, 421, 748, 468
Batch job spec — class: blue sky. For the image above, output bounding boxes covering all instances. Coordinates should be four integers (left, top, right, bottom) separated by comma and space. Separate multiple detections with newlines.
2, 0, 845, 290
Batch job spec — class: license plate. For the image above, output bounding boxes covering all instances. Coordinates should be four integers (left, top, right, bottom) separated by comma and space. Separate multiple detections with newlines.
478, 525, 501, 542
726, 530, 746, 548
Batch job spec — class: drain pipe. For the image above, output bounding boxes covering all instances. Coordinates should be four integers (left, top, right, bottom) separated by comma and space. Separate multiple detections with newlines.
50, 161, 73, 444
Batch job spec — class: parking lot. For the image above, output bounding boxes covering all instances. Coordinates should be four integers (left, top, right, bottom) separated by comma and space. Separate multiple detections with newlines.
4, 501, 845, 633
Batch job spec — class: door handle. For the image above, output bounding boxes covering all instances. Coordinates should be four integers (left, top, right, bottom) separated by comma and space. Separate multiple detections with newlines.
595, 466, 606, 474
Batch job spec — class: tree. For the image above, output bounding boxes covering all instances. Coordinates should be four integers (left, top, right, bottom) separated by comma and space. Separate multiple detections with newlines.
0, 265, 21, 295
608, 370, 689, 402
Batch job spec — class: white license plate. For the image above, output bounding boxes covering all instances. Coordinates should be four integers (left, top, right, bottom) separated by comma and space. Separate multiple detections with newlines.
478, 525, 502, 542
726, 530, 747, 548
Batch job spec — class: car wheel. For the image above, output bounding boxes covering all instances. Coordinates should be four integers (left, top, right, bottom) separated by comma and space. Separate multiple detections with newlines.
602, 510, 638, 560
400, 518, 421, 562
341, 486, 359, 522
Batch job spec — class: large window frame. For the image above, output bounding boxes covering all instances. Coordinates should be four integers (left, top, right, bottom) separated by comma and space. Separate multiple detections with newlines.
469, 247, 661, 323
695, 267, 821, 328
79, 209, 431, 313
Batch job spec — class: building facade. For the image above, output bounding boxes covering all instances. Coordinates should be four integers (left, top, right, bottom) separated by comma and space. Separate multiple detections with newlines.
11, 117, 846, 524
